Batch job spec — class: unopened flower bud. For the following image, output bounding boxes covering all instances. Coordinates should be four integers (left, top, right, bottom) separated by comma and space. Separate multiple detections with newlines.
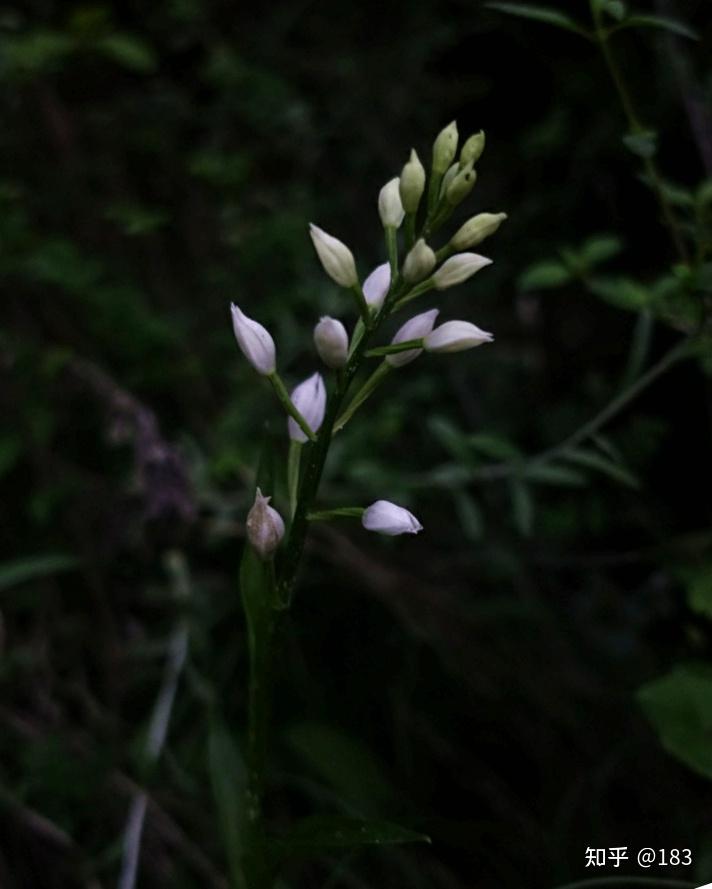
445, 161, 477, 207
378, 177, 405, 229
451, 212, 507, 250
288, 372, 326, 442
399, 149, 426, 214
246, 488, 285, 560
439, 162, 459, 197
460, 130, 485, 167
231, 303, 276, 376
424, 320, 494, 353
432, 120, 459, 174
386, 308, 439, 368
403, 238, 436, 284
362, 262, 391, 311
314, 316, 349, 369
432, 253, 492, 290
362, 500, 423, 536
309, 223, 358, 288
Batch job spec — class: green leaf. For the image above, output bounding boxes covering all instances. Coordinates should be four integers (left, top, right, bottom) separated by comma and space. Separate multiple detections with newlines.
600, 0, 626, 22
486, 3, 591, 38
638, 664, 712, 779
581, 234, 623, 266
0, 554, 79, 593
509, 478, 534, 535
207, 720, 248, 889
588, 275, 651, 312
96, 34, 157, 72
453, 489, 484, 541
562, 448, 640, 489
612, 14, 698, 41
523, 462, 587, 487
685, 564, 712, 619
622, 130, 658, 158
428, 416, 471, 463
518, 260, 572, 291
273, 815, 430, 860
468, 433, 522, 462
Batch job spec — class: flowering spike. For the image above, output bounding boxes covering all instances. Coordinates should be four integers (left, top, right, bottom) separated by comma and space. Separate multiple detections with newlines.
362, 500, 423, 536
287, 372, 326, 442
362, 262, 391, 311
400, 149, 426, 214
246, 488, 285, 560
451, 212, 507, 250
432, 121, 459, 174
378, 177, 405, 229
314, 316, 349, 369
230, 303, 276, 376
309, 223, 358, 288
424, 320, 494, 353
386, 308, 439, 368
432, 253, 492, 290
403, 238, 436, 283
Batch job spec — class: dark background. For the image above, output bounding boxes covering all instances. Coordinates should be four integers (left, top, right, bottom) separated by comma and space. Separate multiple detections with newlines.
2, 1, 712, 887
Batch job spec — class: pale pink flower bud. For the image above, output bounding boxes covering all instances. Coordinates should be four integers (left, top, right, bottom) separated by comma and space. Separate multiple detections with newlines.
362, 500, 423, 536
287, 372, 326, 442
386, 308, 439, 368
309, 223, 358, 288
362, 262, 391, 311
378, 177, 405, 229
424, 320, 494, 353
230, 303, 276, 376
246, 488, 285, 560
314, 317, 349, 369
432, 253, 492, 290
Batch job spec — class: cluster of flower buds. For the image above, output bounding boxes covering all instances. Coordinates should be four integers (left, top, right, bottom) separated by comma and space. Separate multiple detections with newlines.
232, 120, 507, 561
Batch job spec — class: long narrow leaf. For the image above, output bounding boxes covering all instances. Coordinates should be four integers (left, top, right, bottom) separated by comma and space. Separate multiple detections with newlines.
486, 3, 592, 39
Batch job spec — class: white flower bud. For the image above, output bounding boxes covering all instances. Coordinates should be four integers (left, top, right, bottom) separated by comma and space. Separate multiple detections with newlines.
230, 303, 276, 376
424, 320, 494, 353
362, 262, 391, 311
460, 130, 485, 167
386, 308, 439, 368
362, 500, 423, 536
378, 177, 405, 229
451, 212, 507, 250
309, 223, 358, 288
287, 372, 326, 442
246, 487, 285, 560
399, 149, 426, 214
403, 238, 436, 283
439, 162, 459, 197
432, 253, 492, 290
432, 120, 459, 174
445, 161, 477, 207
314, 316, 349, 369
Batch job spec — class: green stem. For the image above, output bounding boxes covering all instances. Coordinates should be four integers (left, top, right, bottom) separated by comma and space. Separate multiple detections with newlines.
287, 441, 302, 519
385, 226, 398, 277
307, 507, 365, 521
351, 283, 372, 325
365, 338, 423, 357
392, 278, 435, 312
426, 170, 443, 214
268, 373, 316, 442
404, 213, 416, 250
334, 361, 393, 432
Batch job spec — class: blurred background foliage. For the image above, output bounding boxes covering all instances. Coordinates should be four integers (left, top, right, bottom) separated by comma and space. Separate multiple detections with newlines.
1, 0, 712, 886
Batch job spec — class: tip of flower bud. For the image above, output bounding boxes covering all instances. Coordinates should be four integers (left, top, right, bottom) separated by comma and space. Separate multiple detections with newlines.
246, 487, 285, 560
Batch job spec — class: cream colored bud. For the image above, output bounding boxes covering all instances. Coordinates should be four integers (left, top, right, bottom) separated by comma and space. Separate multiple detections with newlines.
230, 303, 276, 376
445, 160, 477, 206
424, 320, 494, 353
314, 316, 349, 369
399, 149, 426, 214
432, 121, 459, 174
451, 212, 507, 250
460, 130, 485, 167
246, 488, 285, 560
378, 177, 405, 229
403, 238, 436, 284
309, 223, 358, 288
439, 162, 459, 197
288, 372, 326, 443
432, 253, 492, 290
386, 308, 439, 368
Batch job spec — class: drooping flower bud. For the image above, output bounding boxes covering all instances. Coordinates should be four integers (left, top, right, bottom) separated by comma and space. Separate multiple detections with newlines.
399, 149, 426, 214
445, 161, 477, 207
230, 303, 276, 376
403, 238, 436, 284
314, 317, 349, 369
460, 130, 485, 167
309, 224, 358, 288
287, 372, 326, 442
432, 120, 459, 175
362, 500, 423, 536
246, 487, 285, 560
451, 212, 507, 250
362, 262, 391, 311
432, 253, 492, 290
424, 320, 494, 353
378, 177, 405, 229
386, 308, 439, 368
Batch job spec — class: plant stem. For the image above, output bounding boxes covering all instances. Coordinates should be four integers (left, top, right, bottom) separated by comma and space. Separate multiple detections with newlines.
268, 373, 316, 442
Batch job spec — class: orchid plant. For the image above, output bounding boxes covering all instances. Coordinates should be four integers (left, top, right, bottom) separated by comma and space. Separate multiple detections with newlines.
227, 122, 506, 888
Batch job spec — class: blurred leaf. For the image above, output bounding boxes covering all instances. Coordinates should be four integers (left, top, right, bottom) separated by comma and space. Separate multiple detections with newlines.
581, 234, 623, 265
588, 275, 651, 311
684, 564, 712, 619
428, 416, 472, 463
486, 3, 591, 38
0, 31, 74, 77
273, 815, 429, 860
622, 130, 658, 159
518, 260, 572, 290
638, 664, 712, 779
563, 447, 639, 489
612, 14, 698, 40
468, 433, 522, 461
509, 478, 534, 535
0, 554, 78, 593
601, 0, 626, 21
104, 202, 170, 236
207, 719, 247, 889
95, 34, 157, 72
523, 461, 587, 487
453, 489, 484, 540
